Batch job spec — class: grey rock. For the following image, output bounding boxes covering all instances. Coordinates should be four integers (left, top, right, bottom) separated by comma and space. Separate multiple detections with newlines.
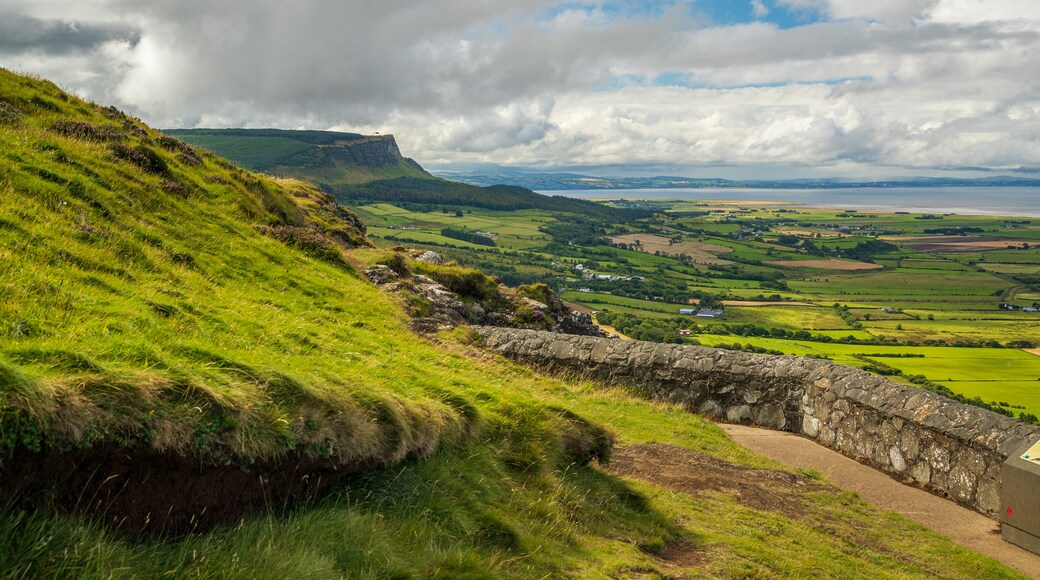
726, 405, 753, 424
414, 250, 444, 264
698, 399, 725, 418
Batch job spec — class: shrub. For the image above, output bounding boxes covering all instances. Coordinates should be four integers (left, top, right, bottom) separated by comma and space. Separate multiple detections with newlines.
161, 180, 191, 198
158, 134, 198, 156
256, 225, 350, 268
110, 143, 169, 175
177, 151, 203, 166
0, 100, 23, 125
515, 283, 553, 304
376, 252, 411, 278
44, 119, 122, 143
102, 105, 129, 120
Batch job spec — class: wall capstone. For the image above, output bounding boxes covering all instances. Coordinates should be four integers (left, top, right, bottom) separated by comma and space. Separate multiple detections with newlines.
474, 327, 1040, 518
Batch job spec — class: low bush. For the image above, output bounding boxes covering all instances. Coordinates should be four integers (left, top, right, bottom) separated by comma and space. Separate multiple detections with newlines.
256, 225, 350, 268
110, 143, 169, 175
54, 119, 125, 141
0, 100, 22, 125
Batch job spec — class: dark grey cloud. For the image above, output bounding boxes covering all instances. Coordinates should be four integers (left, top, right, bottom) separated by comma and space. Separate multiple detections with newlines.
0, 13, 137, 54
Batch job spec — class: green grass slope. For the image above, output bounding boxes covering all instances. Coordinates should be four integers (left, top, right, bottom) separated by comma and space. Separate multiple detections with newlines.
0, 70, 1022, 577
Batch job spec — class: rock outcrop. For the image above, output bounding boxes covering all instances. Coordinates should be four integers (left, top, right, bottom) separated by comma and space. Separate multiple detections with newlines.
474, 327, 1040, 518
365, 253, 604, 336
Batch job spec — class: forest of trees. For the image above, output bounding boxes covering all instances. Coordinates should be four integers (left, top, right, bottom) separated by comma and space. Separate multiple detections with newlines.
441, 227, 496, 246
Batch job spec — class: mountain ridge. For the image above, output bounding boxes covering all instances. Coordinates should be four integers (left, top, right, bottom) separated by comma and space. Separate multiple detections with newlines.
166, 128, 645, 219
165, 128, 432, 185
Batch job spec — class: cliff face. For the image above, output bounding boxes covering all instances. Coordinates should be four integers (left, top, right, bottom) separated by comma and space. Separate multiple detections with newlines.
325, 135, 413, 168
298, 134, 432, 186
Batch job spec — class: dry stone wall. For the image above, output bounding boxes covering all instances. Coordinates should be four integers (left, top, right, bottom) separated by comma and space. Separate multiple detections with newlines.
474, 327, 1040, 518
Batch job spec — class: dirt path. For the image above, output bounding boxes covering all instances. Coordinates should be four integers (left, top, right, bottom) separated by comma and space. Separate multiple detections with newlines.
603, 443, 829, 573
605, 443, 827, 517
721, 424, 1040, 578
565, 301, 631, 339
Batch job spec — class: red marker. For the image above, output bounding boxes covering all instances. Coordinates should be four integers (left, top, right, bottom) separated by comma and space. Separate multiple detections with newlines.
1007, 507, 1014, 517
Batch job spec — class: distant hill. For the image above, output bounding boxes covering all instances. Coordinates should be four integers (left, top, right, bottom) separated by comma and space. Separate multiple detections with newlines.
167, 129, 641, 218
341, 177, 644, 218
437, 170, 1040, 190
165, 128, 432, 185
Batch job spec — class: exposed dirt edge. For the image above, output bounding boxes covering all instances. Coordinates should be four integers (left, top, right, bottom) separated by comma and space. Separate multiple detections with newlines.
1, 444, 377, 536
603, 443, 826, 518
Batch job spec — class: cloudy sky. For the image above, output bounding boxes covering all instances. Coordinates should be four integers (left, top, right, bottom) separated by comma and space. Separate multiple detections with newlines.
1, 0, 1038, 179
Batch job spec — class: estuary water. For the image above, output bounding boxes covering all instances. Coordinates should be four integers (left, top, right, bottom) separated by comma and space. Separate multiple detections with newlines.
541, 187, 1040, 218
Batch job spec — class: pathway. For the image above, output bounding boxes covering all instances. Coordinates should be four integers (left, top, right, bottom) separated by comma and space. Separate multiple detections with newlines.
722, 424, 1040, 578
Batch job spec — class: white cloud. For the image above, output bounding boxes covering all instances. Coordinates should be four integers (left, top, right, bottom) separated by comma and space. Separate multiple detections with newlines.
0, 0, 1036, 177
826, 0, 939, 23
751, 0, 769, 19
926, 0, 1040, 24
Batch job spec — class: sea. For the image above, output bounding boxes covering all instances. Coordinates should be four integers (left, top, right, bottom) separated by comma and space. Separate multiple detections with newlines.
540, 187, 1040, 218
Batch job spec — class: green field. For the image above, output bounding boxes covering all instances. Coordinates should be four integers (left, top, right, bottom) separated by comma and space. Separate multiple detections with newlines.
349, 195, 1040, 419
689, 335, 1040, 417
356, 204, 554, 252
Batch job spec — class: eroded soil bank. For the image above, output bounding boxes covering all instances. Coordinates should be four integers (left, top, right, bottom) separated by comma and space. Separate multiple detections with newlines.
1, 445, 374, 536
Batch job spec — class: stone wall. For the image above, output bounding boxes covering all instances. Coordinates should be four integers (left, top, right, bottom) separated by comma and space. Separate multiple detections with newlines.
474, 327, 1040, 518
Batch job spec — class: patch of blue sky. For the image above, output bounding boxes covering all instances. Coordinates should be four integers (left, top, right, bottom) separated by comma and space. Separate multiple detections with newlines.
538, 1, 825, 29
612, 73, 873, 90
537, 1, 671, 22
597, 74, 648, 91
692, 0, 824, 29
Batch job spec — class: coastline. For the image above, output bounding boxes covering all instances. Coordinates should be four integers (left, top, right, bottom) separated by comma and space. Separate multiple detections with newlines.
538, 186, 1040, 218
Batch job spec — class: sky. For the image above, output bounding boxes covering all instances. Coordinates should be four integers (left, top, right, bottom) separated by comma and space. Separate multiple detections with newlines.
0, 0, 1038, 180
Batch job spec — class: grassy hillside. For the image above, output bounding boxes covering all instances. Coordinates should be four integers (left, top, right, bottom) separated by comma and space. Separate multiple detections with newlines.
0, 69, 1021, 577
